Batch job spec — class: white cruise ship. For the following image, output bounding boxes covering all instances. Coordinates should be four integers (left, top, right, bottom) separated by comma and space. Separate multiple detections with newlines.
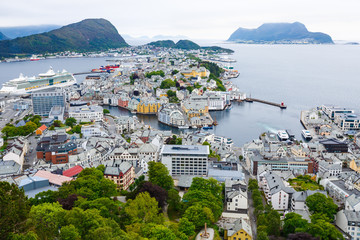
277, 130, 289, 141
301, 130, 312, 140
0, 68, 76, 95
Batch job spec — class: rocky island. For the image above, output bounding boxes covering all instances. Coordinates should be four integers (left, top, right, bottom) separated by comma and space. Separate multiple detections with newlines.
228, 22, 333, 44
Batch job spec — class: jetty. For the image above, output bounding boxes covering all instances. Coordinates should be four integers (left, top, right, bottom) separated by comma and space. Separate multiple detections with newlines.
73, 72, 93, 75
245, 98, 287, 109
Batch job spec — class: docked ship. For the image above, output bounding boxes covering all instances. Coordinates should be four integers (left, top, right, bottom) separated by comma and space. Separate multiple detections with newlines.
301, 130, 312, 140
0, 68, 76, 95
277, 130, 289, 141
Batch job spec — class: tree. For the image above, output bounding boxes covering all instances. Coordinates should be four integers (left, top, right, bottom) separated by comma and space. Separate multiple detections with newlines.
57, 167, 117, 200
265, 208, 281, 236
65, 117, 77, 127
283, 212, 308, 236
171, 69, 179, 75
183, 204, 215, 230
58, 194, 78, 210
146, 224, 177, 240
29, 202, 66, 240
160, 79, 176, 89
306, 193, 338, 221
72, 125, 82, 134
76, 197, 121, 221
0, 182, 30, 239
189, 178, 222, 200
257, 231, 269, 240
178, 217, 195, 237
11, 231, 39, 240
60, 225, 81, 240
167, 188, 181, 211
53, 120, 63, 127
124, 192, 164, 224
287, 232, 319, 240
64, 207, 127, 240
138, 181, 168, 209
103, 109, 110, 114
148, 162, 174, 191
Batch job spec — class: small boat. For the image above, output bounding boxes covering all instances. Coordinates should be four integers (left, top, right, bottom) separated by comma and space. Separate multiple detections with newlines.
203, 125, 213, 130
277, 130, 289, 141
301, 130, 312, 140
178, 125, 189, 129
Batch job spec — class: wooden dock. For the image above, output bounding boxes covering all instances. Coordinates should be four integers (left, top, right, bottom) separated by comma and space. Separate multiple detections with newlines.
245, 98, 287, 109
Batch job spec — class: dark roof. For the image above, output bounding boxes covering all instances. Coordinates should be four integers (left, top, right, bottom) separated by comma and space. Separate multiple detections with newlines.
320, 138, 347, 145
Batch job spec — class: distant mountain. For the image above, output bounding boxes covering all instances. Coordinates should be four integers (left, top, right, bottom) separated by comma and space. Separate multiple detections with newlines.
0, 18, 128, 57
0, 32, 9, 41
228, 22, 333, 44
0, 25, 60, 39
147, 39, 234, 53
148, 40, 176, 48
175, 40, 201, 50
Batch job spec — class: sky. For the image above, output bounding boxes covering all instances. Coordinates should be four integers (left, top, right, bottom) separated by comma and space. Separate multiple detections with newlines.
0, 0, 359, 41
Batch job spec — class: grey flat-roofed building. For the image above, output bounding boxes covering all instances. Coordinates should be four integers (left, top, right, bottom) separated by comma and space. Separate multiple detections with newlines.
160, 145, 209, 176
32, 89, 65, 116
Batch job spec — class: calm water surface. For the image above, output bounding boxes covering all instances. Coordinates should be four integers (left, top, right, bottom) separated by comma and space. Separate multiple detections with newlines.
1, 44, 359, 146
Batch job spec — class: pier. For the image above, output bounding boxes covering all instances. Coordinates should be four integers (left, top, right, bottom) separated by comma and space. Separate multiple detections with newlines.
73, 72, 92, 75
245, 98, 287, 109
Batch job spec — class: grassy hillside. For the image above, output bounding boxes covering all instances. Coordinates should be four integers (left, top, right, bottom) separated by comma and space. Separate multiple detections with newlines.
0, 18, 128, 57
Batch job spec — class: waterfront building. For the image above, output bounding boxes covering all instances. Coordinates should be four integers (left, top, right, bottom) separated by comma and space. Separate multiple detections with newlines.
321, 105, 355, 120
181, 67, 209, 79
32, 88, 66, 116
158, 104, 186, 127
160, 145, 209, 176
182, 101, 208, 118
68, 105, 103, 122
104, 161, 134, 190
136, 99, 161, 114
334, 113, 360, 131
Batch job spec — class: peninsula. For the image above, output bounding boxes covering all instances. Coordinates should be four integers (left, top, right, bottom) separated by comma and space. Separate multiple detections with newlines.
228, 22, 333, 44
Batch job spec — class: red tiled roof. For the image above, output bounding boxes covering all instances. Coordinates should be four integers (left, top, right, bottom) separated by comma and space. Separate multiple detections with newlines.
38, 124, 47, 131
63, 165, 84, 177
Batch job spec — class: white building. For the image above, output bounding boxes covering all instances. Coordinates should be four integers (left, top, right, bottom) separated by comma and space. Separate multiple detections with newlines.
318, 160, 342, 177
336, 210, 360, 239
81, 124, 108, 138
69, 105, 103, 122
261, 172, 295, 210
226, 190, 248, 211
160, 145, 209, 176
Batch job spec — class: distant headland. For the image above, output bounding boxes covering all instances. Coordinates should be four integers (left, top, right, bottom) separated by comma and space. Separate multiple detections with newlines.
228, 22, 333, 44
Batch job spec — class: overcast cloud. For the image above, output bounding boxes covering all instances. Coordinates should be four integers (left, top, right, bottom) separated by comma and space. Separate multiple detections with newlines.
0, 0, 359, 40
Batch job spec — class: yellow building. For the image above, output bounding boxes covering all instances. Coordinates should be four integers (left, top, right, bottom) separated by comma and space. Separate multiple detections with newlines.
137, 100, 161, 114
350, 159, 360, 173
224, 218, 252, 240
182, 101, 208, 118
181, 67, 209, 79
